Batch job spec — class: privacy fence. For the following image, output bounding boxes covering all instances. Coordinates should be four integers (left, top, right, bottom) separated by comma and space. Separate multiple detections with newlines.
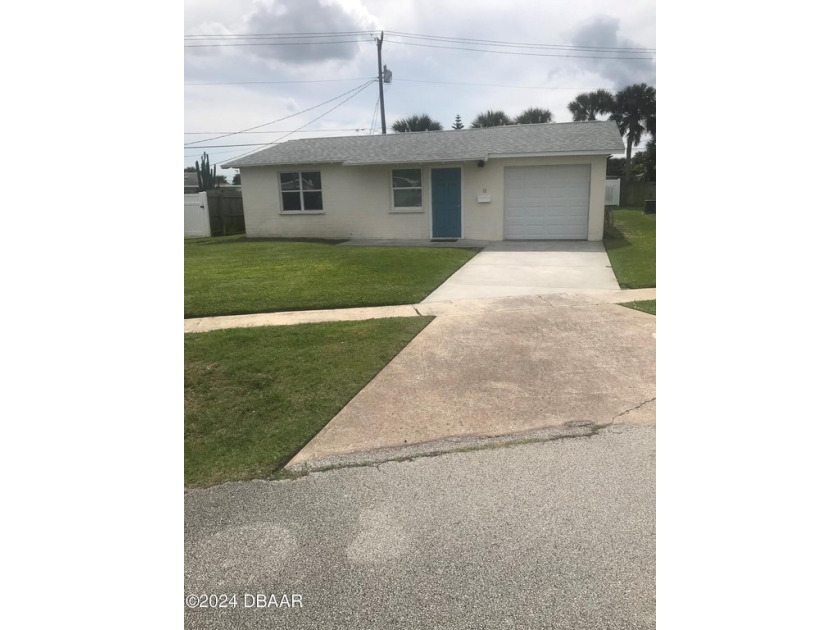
620, 181, 656, 207
184, 189, 245, 238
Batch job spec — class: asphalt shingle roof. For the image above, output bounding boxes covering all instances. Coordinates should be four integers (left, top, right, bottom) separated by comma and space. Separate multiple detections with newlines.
222, 121, 625, 168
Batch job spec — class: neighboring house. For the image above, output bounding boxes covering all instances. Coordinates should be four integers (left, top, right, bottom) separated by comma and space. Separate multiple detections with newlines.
222, 121, 625, 241
184, 172, 199, 194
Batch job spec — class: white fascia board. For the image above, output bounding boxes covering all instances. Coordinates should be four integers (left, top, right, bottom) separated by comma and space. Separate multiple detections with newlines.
232, 161, 342, 169
488, 150, 624, 159
343, 157, 486, 166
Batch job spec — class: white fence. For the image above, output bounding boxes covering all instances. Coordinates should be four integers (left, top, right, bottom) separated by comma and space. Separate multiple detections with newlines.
604, 180, 621, 206
184, 192, 210, 237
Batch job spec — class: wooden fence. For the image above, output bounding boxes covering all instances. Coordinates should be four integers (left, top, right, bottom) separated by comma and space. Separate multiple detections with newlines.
205, 189, 245, 236
620, 181, 656, 207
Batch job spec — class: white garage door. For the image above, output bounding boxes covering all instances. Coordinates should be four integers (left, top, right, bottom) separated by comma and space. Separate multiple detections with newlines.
504, 165, 591, 239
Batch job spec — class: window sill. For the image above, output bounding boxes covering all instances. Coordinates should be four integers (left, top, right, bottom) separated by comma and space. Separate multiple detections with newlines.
279, 211, 325, 215
390, 208, 424, 214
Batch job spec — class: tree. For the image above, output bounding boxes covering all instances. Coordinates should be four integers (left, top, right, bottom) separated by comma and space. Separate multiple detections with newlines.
470, 110, 512, 128
636, 138, 655, 182
610, 83, 656, 183
184, 166, 196, 173
606, 140, 655, 182
214, 175, 228, 185
606, 156, 625, 178
392, 114, 443, 132
515, 107, 553, 124
194, 152, 217, 192
451, 114, 464, 130
232, 173, 241, 185
567, 89, 616, 122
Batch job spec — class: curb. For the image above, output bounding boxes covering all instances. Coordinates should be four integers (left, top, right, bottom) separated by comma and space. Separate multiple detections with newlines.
284, 421, 598, 474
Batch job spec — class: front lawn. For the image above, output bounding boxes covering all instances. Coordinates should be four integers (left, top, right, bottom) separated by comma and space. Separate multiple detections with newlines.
620, 299, 656, 315
185, 237, 476, 318
185, 316, 433, 488
603, 207, 656, 289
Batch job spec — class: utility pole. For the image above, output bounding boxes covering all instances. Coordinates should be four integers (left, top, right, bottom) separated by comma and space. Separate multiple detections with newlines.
376, 31, 386, 134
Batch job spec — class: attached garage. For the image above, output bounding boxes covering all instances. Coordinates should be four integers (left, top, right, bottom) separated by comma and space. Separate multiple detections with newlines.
503, 165, 591, 240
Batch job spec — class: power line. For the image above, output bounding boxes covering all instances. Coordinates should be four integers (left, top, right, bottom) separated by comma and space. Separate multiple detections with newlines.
183, 30, 654, 52
183, 30, 654, 54
184, 30, 374, 39
186, 39, 370, 48
185, 75, 615, 92
185, 140, 363, 148
186, 76, 625, 92
391, 40, 654, 60
184, 129, 370, 160
388, 30, 655, 52
184, 130, 369, 159
185, 129, 364, 135
184, 80, 375, 146
257, 82, 375, 144
394, 79, 615, 91
210, 81, 376, 164
184, 36, 654, 58
368, 93, 380, 135
185, 77, 373, 86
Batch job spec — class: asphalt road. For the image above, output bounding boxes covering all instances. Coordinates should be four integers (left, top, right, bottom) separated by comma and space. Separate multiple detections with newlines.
184, 425, 655, 629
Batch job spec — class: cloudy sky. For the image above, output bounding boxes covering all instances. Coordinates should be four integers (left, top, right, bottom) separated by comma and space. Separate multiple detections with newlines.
184, 0, 655, 177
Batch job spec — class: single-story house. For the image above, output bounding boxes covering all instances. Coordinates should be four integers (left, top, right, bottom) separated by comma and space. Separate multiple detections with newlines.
184, 171, 200, 194
222, 121, 625, 241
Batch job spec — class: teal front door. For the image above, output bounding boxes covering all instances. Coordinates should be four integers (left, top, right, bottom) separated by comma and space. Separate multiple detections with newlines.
431, 168, 461, 238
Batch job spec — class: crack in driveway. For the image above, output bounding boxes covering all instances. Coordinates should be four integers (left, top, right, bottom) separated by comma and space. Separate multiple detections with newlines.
605, 397, 656, 426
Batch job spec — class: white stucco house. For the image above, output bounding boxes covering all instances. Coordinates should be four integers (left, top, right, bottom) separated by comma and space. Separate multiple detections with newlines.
222, 121, 625, 242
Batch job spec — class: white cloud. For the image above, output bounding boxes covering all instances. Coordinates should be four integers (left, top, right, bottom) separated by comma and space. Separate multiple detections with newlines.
568, 15, 656, 88
184, 0, 656, 168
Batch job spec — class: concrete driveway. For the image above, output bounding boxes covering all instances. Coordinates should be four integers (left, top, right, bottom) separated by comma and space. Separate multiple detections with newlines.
287, 293, 655, 471
421, 240, 620, 303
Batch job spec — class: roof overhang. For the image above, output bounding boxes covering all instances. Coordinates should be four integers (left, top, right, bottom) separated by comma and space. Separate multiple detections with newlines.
226, 160, 343, 169
343, 156, 487, 167
488, 150, 625, 159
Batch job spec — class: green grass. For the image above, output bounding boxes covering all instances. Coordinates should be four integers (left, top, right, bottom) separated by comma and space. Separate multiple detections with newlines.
184, 316, 433, 488
185, 237, 476, 318
620, 299, 656, 315
603, 207, 656, 288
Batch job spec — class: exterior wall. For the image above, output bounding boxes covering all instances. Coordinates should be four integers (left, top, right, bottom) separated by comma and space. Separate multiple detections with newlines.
240, 154, 609, 241
241, 163, 430, 239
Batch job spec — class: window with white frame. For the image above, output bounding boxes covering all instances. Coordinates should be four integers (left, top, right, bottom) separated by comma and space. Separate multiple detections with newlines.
280, 171, 323, 212
391, 168, 422, 209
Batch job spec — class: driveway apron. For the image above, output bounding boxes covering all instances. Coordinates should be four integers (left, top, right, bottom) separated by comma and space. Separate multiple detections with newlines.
287, 294, 655, 470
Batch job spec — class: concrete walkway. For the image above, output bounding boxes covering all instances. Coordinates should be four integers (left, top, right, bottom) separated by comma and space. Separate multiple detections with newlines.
184, 304, 420, 334
184, 289, 655, 332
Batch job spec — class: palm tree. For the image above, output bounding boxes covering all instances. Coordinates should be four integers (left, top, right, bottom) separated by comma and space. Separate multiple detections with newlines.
610, 83, 656, 182
470, 110, 512, 128
567, 89, 616, 121
391, 114, 443, 132
515, 107, 553, 124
